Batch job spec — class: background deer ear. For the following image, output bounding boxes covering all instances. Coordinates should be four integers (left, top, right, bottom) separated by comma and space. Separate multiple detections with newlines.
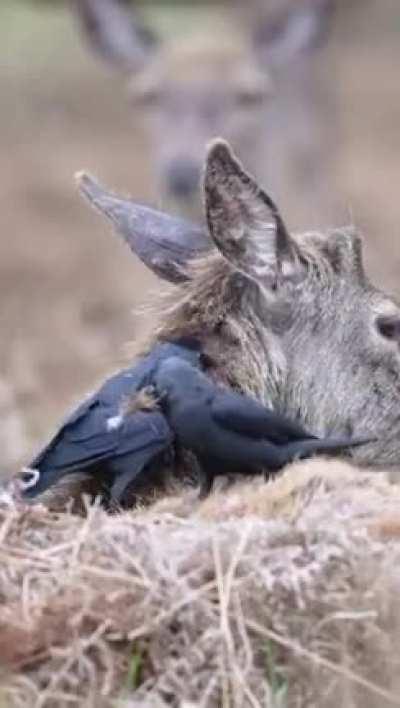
70, 0, 158, 73
204, 140, 300, 288
252, 0, 334, 67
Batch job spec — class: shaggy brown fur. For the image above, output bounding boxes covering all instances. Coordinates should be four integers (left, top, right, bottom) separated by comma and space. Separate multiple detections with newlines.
120, 387, 160, 415
145, 253, 274, 399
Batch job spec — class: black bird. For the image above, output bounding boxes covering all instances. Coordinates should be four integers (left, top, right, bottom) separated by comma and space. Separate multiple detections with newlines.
20, 339, 204, 505
154, 357, 374, 497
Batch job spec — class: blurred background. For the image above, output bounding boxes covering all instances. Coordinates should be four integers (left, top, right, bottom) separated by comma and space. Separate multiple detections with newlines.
0, 0, 399, 473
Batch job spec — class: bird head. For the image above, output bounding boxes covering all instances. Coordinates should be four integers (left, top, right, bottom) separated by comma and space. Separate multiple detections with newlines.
162, 337, 214, 370
154, 356, 203, 407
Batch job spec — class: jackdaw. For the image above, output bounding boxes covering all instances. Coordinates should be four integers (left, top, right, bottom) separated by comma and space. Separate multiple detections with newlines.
19, 339, 204, 505
154, 356, 374, 497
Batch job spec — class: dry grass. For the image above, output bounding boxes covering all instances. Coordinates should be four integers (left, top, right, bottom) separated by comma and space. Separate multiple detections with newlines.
1, 459, 400, 707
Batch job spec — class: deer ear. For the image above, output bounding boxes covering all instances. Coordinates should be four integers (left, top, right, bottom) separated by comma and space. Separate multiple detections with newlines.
76, 172, 210, 284
204, 140, 300, 288
70, 0, 158, 73
326, 227, 366, 283
253, 0, 334, 66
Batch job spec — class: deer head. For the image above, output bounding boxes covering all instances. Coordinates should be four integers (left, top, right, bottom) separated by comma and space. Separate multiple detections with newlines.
77, 139, 400, 470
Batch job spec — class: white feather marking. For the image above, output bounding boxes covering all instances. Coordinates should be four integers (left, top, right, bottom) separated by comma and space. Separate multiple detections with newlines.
107, 414, 124, 431
20, 467, 40, 490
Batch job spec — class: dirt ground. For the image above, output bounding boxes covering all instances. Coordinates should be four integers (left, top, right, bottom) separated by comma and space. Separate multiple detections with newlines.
0, 0, 399, 473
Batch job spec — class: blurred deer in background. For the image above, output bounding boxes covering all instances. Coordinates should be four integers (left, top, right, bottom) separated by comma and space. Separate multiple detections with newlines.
71, 0, 339, 228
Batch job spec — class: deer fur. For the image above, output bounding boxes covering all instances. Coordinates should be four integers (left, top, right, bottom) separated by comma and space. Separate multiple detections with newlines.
126, 139, 400, 473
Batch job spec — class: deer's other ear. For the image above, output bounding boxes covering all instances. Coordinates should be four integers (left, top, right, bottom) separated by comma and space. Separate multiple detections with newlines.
204, 140, 301, 289
70, 0, 158, 73
253, 0, 335, 67
76, 172, 210, 284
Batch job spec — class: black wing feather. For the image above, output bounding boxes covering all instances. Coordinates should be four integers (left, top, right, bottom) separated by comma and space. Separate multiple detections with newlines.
24, 340, 202, 498
211, 391, 316, 443
30, 341, 194, 469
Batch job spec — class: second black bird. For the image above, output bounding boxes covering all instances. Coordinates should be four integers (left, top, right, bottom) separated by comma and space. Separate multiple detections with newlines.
154, 356, 373, 497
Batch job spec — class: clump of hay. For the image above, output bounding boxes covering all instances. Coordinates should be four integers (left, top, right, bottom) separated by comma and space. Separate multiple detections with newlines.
2, 459, 400, 707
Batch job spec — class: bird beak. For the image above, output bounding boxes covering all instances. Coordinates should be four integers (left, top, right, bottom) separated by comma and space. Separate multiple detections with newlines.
158, 390, 169, 405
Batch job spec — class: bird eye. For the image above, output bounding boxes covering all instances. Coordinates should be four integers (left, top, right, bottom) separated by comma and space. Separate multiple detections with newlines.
376, 315, 400, 341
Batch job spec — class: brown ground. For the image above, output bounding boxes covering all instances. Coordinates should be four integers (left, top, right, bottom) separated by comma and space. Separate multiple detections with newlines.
0, 0, 400, 473
3, 459, 400, 707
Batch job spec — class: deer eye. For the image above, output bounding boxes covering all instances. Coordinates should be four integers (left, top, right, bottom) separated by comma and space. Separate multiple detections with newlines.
376, 315, 400, 341
234, 89, 267, 108
131, 88, 162, 107
129, 78, 164, 107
